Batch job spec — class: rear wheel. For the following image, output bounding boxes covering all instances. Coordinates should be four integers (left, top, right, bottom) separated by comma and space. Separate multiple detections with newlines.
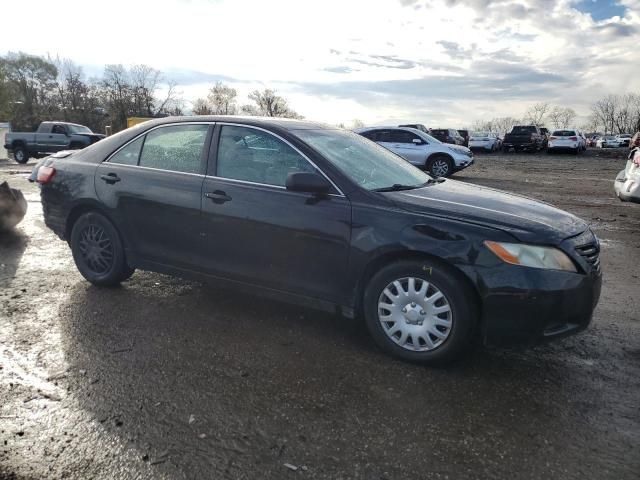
13, 146, 29, 164
363, 260, 477, 365
70, 212, 134, 286
426, 155, 453, 177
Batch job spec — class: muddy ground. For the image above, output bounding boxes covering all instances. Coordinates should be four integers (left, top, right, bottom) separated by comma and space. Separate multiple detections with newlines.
1, 149, 639, 480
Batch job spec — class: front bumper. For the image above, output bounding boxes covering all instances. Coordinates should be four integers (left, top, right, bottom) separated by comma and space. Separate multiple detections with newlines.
476, 264, 602, 347
453, 156, 474, 172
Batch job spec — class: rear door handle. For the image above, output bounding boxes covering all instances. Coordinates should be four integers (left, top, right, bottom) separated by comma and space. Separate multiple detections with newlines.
100, 173, 121, 184
204, 190, 232, 203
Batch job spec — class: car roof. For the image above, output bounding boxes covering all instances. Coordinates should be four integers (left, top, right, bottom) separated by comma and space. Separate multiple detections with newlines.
354, 126, 425, 135
136, 115, 333, 131
41, 121, 88, 128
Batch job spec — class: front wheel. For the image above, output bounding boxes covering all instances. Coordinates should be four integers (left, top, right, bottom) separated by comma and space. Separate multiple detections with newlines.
13, 146, 29, 164
70, 212, 134, 286
363, 260, 477, 365
426, 155, 453, 178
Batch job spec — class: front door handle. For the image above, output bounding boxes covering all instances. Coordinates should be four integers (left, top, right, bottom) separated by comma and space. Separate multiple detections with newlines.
204, 190, 232, 203
100, 173, 121, 184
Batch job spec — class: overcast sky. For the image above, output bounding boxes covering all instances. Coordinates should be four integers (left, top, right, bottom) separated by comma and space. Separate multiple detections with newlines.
3, 0, 640, 127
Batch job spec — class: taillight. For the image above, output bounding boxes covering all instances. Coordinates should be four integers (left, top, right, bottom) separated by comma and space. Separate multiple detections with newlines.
37, 166, 56, 184
569, 136, 578, 141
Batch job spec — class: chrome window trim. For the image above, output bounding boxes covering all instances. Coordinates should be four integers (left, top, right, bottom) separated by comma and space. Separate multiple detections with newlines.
100, 161, 205, 178
202, 173, 344, 198
104, 122, 214, 172
216, 122, 345, 197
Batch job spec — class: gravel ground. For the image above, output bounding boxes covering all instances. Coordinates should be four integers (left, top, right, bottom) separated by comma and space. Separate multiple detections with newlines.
1, 149, 639, 480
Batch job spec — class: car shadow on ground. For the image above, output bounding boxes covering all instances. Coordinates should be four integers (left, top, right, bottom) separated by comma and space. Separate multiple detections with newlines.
51, 272, 625, 479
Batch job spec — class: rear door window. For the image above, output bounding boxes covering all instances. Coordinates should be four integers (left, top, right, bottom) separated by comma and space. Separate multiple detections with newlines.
387, 130, 420, 144
139, 125, 208, 174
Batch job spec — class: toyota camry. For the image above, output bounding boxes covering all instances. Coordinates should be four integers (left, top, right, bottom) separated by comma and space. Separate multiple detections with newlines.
36, 116, 602, 364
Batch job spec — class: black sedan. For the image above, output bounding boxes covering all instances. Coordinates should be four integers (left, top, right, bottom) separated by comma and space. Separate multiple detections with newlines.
36, 116, 602, 364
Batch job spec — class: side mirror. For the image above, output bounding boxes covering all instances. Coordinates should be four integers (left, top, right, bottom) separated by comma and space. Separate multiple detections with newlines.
286, 172, 331, 195
412, 138, 424, 145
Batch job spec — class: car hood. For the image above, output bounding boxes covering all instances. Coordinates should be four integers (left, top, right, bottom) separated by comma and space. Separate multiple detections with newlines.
384, 180, 588, 243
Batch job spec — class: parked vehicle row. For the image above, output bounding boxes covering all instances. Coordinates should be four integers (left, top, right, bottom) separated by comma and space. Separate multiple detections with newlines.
4, 121, 105, 164
35, 116, 602, 364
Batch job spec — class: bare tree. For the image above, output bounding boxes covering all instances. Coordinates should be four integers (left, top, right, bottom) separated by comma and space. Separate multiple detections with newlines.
591, 95, 617, 134
351, 119, 365, 129
524, 102, 550, 127
206, 82, 237, 115
192, 98, 213, 115
242, 89, 302, 118
547, 106, 576, 129
0, 52, 58, 130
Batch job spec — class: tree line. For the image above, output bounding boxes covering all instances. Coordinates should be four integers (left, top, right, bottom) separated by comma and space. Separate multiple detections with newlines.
2, 51, 639, 135
472, 97, 640, 135
0, 52, 302, 133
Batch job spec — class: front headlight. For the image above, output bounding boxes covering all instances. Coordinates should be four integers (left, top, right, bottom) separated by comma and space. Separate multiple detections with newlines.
484, 241, 577, 272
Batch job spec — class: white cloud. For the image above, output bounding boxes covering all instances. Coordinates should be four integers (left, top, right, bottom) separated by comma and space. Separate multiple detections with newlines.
2, 0, 639, 126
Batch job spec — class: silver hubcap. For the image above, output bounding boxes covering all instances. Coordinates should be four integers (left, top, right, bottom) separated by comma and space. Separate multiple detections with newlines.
378, 277, 453, 352
431, 159, 449, 177
15, 150, 24, 161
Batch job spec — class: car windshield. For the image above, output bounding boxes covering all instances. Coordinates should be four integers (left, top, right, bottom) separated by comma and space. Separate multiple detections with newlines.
293, 129, 431, 191
67, 124, 92, 134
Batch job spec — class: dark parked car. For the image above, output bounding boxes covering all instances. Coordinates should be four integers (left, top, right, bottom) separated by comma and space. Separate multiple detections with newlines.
502, 125, 545, 152
37, 116, 602, 364
457, 129, 470, 147
4, 121, 105, 164
429, 129, 465, 145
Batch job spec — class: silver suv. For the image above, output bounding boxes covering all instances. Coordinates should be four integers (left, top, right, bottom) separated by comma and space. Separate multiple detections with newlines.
355, 126, 474, 177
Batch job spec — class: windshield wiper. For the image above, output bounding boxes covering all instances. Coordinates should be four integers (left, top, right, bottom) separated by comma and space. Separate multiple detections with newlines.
372, 182, 427, 192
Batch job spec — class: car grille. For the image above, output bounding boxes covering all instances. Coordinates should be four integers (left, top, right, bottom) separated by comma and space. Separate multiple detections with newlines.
575, 241, 600, 272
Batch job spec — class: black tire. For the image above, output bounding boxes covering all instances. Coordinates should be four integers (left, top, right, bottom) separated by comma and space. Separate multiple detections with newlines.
502, 146, 509, 153
13, 146, 29, 164
70, 212, 134, 286
426, 154, 453, 178
363, 259, 478, 365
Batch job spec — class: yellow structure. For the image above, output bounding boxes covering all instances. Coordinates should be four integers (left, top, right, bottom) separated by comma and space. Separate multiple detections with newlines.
127, 117, 153, 129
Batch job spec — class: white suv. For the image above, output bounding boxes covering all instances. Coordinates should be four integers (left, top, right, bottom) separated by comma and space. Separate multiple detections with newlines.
548, 129, 586, 154
355, 126, 474, 177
